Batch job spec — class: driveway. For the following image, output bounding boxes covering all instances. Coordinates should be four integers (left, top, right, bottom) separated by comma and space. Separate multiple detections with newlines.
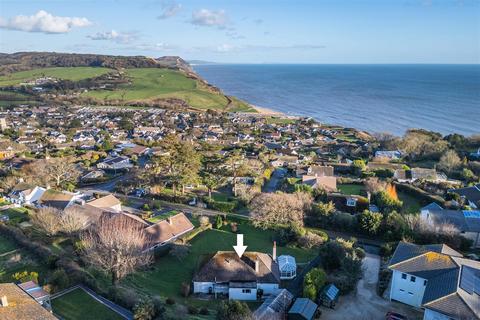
321, 253, 423, 320
263, 168, 287, 193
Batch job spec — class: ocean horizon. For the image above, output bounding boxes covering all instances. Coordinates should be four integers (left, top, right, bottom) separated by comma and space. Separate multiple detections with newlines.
194, 64, 480, 136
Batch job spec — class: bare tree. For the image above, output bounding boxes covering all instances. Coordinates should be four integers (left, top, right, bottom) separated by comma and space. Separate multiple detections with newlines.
250, 192, 312, 229
60, 207, 89, 234
30, 207, 62, 236
80, 215, 153, 284
438, 150, 461, 173
364, 177, 386, 195
44, 157, 81, 188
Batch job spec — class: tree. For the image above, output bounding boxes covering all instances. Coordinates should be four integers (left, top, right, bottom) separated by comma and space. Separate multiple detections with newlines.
152, 135, 201, 195
60, 207, 89, 234
215, 215, 223, 229
358, 210, 383, 235
216, 301, 253, 320
438, 149, 461, 173
81, 214, 153, 284
373, 191, 403, 213
303, 268, 327, 301
250, 192, 313, 229
30, 207, 62, 236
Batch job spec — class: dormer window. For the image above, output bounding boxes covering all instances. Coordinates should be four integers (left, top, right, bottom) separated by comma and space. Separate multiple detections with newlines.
346, 198, 357, 207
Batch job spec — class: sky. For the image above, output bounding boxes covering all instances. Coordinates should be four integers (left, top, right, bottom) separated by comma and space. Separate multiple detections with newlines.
0, 0, 479, 63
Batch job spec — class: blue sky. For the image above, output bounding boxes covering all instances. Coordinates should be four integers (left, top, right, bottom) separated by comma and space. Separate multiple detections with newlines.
0, 0, 479, 63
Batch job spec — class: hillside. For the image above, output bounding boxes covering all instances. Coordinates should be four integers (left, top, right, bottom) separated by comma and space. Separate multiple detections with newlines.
0, 52, 255, 112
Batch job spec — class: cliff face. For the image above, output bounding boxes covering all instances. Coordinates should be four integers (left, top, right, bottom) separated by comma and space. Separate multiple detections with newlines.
0, 52, 194, 75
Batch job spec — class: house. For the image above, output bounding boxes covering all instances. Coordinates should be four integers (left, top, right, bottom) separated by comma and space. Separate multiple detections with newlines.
143, 212, 194, 249
7, 184, 46, 206
307, 165, 334, 177
450, 184, 480, 209
375, 150, 402, 160
288, 298, 318, 320
87, 194, 122, 212
302, 175, 337, 191
394, 168, 446, 183
96, 156, 133, 171
420, 205, 480, 248
38, 189, 82, 210
0, 283, 57, 320
193, 248, 281, 300
388, 241, 480, 320
327, 193, 369, 213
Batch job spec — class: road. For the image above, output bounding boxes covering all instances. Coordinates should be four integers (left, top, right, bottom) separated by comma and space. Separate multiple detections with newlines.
263, 168, 287, 193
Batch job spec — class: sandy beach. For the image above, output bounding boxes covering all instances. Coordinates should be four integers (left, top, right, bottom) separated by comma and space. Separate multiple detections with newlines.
251, 104, 286, 116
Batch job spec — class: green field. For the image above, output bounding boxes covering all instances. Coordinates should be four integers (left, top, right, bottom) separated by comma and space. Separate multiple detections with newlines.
83, 68, 252, 111
338, 183, 365, 195
123, 218, 316, 300
2, 207, 29, 224
52, 288, 124, 320
0, 235, 16, 255
398, 191, 423, 214
0, 67, 113, 86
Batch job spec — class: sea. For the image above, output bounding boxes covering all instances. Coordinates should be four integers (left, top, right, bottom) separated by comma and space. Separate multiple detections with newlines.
193, 64, 480, 136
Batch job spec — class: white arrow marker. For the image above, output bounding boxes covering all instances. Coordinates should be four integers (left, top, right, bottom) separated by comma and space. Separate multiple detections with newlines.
233, 234, 248, 258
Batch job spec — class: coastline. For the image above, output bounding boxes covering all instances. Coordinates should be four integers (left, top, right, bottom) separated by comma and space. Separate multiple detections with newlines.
250, 104, 287, 116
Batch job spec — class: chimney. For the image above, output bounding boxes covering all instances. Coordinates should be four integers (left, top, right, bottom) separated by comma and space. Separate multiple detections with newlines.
273, 241, 277, 261
255, 259, 259, 273
1, 296, 8, 307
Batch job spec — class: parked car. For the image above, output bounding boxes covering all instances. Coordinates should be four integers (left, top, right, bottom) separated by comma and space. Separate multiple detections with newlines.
386, 311, 408, 320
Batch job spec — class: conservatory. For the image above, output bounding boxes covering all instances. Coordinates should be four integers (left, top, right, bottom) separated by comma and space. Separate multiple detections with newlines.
278, 255, 297, 280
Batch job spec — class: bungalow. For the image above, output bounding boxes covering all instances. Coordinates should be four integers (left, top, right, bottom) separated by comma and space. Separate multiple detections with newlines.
143, 213, 194, 249
193, 249, 281, 300
375, 150, 402, 160
450, 184, 480, 209
7, 184, 46, 206
420, 205, 480, 248
87, 194, 122, 213
96, 156, 133, 171
388, 241, 480, 320
0, 283, 57, 320
394, 168, 447, 183
302, 175, 337, 191
38, 189, 82, 210
307, 165, 334, 177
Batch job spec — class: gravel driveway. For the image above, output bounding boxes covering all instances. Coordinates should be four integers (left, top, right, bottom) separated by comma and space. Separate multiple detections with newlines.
321, 253, 423, 320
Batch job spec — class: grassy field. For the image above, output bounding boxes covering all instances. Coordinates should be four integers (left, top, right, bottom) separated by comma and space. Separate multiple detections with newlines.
398, 191, 423, 214
52, 288, 124, 320
122, 218, 316, 301
338, 183, 365, 195
1, 207, 29, 224
0, 67, 113, 86
0, 235, 16, 254
83, 68, 251, 111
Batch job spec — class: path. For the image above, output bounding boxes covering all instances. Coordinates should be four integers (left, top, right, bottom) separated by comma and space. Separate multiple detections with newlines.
321, 253, 422, 320
263, 168, 287, 193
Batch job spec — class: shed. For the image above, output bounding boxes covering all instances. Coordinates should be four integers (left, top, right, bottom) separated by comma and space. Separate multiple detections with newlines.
288, 298, 318, 320
278, 255, 297, 280
319, 284, 339, 308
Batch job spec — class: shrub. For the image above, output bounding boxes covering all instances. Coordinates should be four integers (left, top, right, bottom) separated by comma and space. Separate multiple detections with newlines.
215, 215, 223, 229
380, 243, 393, 257
199, 307, 209, 315
357, 210, 383, 235
298, 232, 325, 249
199, 216, 210, 227
49, 269, 70, 292
231, 222, 238, 233
181, 282, 190, 297
12, 271, 38, 283
188, 306, 199, 315
216, 300, 253, 320
303, 268, 327, 301
166, 297, 176, 305
133, 297, 155, 320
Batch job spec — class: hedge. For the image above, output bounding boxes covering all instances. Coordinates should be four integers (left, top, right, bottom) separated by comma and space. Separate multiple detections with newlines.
394, 182, 445, 207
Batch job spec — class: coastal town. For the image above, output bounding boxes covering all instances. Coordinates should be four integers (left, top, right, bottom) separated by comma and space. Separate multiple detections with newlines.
0, 54, 479, 320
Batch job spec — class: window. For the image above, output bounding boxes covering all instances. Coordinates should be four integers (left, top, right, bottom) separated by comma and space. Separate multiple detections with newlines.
401, 273, 407, 280
346, 198, 357, 207
408, 292, 413, 295
399, 289, 405, 292
424, 280, 427, 286
242, 289, 251, 294
410, 276, 416, 282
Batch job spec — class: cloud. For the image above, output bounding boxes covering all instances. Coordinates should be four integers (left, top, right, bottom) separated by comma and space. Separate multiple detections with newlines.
209, 43, 326, 53
216, 44, 237, 52
190, 9, 228, 29
87, 30, 138, 44
225, 30, 245, 40
158, 1, 182, 19
130, 42, 176, 51
254, 19, 263, 25
0, 10, 91, 33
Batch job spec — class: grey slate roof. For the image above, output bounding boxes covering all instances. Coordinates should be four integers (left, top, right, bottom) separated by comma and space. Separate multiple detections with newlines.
288, 298, 318, 320
421, 202, 444, 211
451, 185, 480, 206
424, 209, 480, 233
389, 242, 480, 319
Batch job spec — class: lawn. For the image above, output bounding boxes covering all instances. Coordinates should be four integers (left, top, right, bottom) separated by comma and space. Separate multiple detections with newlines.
398, 191, 423, 214
83, 68, 248, 111
1, 207, 29, 224
52, 288, 124, 320
0, 235, 17, 254
338, 183, 365, 195
147, 210, 180, 223
0, 67, 113, 86
122, 218, 317, 301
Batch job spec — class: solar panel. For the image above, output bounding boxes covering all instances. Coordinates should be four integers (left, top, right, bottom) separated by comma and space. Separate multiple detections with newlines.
463, 211, 480, 219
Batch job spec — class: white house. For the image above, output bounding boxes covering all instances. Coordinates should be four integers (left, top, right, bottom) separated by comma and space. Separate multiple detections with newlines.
96, 156, 133, 171
193, 249, 281, 301
7, 184, 46, 206
389, 242, 480, 320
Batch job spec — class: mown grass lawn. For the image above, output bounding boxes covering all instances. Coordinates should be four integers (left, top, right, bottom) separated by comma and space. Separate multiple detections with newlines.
83, 68, 247, 111
0, 235, 16, 254
122, 218, 317, 301
2, 207, 29, 224
398, 191, 423, 214
0, 67, 113, 86
338, 183, 365, 195
52, 288, 124, 320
